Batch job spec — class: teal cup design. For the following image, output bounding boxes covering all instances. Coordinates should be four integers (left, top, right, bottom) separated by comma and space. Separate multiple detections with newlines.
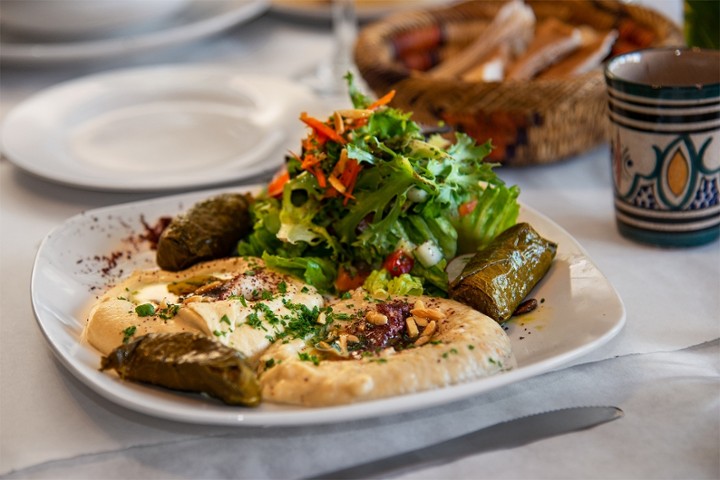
605, 48, 720, 247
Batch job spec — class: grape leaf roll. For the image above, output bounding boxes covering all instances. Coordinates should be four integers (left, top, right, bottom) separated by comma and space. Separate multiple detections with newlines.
449, 223, 557, 322
101, 332, 261, 407
156, 193, 252, 271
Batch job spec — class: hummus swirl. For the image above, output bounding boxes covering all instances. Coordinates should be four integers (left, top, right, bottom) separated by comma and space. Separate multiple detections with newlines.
257, 290, 515, 407
83, 257, 324, 361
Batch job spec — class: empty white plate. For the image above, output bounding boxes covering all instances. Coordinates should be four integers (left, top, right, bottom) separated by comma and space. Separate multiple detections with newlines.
1, 65, 319, 191
0, 0, 269, 65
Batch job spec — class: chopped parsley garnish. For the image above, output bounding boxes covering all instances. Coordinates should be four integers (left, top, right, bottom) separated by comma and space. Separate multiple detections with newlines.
246, 312, 265, 330
254, 302, 280, 325
121, 325, 137, 343
488, 357, 503, 368
276, 299, 322, 341
442, 348, 459, 359
220, 314, 231, 325
157, 303, 180, 320
278, 281, 288, 294
298, 352, 320, 365
135, 303, 155, 317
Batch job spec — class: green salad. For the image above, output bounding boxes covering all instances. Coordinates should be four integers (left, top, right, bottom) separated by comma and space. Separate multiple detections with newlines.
237, 74, 519, 296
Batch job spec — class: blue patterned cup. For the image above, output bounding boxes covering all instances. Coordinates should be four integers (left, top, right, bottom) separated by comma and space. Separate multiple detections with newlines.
605, 48, 720, 247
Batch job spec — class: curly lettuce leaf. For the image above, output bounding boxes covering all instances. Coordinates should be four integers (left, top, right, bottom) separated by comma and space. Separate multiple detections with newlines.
363, 269, 424, 298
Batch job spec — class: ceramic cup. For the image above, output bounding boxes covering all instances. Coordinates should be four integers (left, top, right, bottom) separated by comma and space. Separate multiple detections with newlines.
605, 48, 720, 247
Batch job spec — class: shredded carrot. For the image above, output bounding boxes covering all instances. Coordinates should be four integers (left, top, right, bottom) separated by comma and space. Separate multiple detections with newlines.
303, 135, 324, 151
301, 153, 323, 170
334, 266, 368, 292
267, 168, 289, 197
312, 165, 327, 188
300, 112, 346, 145
368, 89, 396, 110
342, 193, 356, 206
339, 159, 361, 205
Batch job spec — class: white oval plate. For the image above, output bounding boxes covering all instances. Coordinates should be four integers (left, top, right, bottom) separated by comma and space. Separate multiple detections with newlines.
0, 0, 268, 65
31, 186, 626, 426
0, 66, 318, 192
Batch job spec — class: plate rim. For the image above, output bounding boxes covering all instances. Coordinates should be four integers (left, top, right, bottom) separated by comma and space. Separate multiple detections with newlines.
30, 185, 626, 426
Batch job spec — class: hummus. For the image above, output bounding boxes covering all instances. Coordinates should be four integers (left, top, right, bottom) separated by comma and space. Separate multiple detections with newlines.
87, 259, 515, 407
257, 289, 515, 407
83, 257, 324, 362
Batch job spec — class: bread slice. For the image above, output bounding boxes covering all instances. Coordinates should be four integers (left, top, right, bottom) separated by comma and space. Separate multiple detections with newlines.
538, 27, 618, 79
505, 17, 582, 81
429, 0, 535, 79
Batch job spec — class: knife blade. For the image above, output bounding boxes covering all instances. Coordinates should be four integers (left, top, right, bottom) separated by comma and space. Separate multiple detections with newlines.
307, 406, 623, 480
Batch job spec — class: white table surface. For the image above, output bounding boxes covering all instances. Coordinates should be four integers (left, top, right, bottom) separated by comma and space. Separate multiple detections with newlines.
2, 1, 718, 479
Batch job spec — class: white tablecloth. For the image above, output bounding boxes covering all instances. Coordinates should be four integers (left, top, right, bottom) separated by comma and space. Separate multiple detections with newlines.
2, 1, 718, 478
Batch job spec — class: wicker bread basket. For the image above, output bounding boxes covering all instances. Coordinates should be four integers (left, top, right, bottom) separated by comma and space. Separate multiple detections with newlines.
354, 0, 683, 166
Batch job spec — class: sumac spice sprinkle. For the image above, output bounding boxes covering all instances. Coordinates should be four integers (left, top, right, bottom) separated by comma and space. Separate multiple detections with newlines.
95, 251, 124, 277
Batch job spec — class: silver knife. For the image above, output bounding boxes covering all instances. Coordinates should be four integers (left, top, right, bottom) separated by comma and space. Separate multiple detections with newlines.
307, 406, 623, 479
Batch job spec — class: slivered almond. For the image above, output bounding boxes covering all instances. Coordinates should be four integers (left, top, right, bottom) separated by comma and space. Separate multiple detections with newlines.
184, 295, 203, 303
414, 335, 430, 346
366, 311, 389, 325
421, 320, 437, 338
335, 148, 349, 171
316, 341, 332, 350
406, 317, 419, 338
410, 306, 445, 321
333, 111, 345, 134
346, 334, 360, 343
336, 108, 372, 119
339, 334, 349, 356
316, 312, 327, 324
412, 315, 428, 327
328, 175, 346, 193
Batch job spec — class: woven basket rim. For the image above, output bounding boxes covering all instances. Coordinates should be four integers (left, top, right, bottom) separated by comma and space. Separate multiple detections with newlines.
355, 0, 684, 91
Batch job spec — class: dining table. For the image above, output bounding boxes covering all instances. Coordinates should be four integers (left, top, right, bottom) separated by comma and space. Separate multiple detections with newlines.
1, 0, 718, 478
